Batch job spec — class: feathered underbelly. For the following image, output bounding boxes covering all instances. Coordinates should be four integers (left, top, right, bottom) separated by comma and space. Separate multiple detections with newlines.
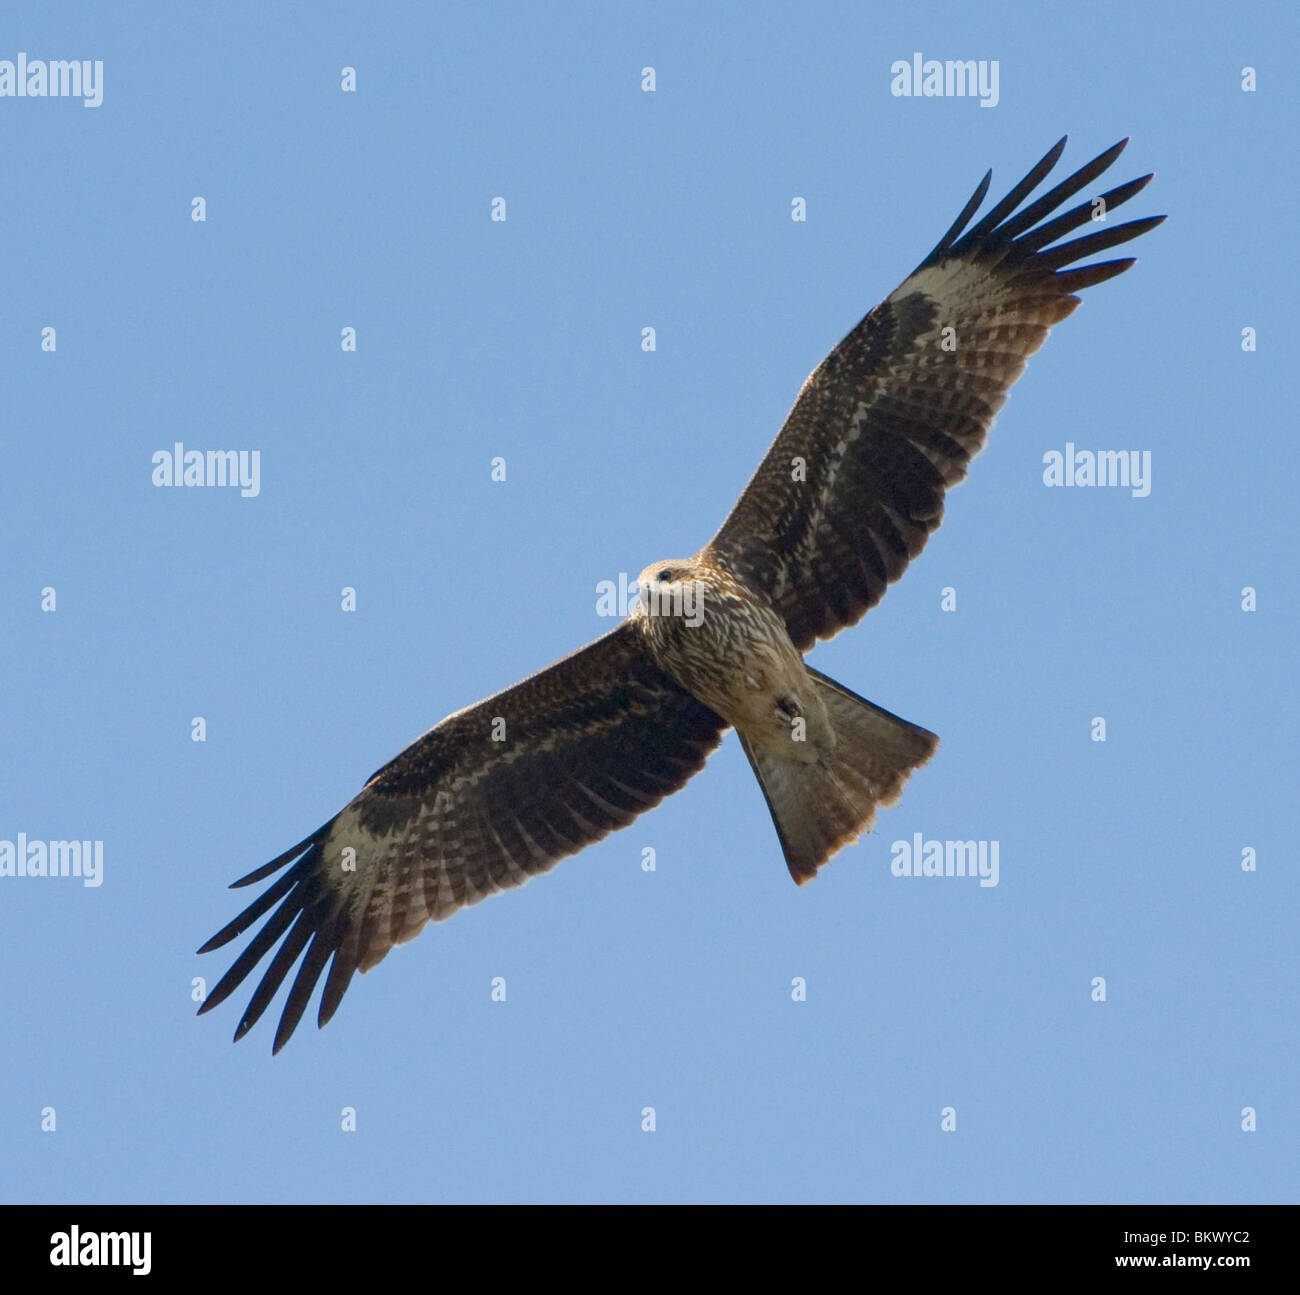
644, 599, 830, 760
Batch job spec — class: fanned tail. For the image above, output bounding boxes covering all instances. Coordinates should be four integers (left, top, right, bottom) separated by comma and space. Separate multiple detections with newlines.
740, 668, 937, 883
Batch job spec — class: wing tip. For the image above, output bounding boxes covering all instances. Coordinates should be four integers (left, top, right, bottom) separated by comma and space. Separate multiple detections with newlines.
1054, 256, 1139, 292
229, 822, 332, 889
924, 134, 1159, 278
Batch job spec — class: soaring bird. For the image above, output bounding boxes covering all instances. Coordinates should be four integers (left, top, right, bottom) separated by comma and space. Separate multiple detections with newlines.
199, 137, 1162, 1051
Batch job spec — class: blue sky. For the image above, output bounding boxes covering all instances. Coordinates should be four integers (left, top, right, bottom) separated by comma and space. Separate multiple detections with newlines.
1, 0, 1295, 1203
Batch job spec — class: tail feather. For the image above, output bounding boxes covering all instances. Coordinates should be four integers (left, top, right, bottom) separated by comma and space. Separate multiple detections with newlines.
740, 668, 937, 883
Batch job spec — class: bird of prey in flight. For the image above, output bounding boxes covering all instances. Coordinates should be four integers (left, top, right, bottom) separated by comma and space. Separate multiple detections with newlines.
199, 136, 1162, 1051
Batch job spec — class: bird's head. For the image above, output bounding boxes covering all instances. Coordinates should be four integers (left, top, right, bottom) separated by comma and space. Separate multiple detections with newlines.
635, 559, 706, 627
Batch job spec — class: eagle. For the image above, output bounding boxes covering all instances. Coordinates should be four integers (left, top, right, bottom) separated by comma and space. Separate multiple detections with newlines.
199, 136, 1162, 1051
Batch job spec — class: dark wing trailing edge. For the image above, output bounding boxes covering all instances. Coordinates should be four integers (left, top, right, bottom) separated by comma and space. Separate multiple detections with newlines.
706, 136, 1164, 651
197, 622, 726, 1052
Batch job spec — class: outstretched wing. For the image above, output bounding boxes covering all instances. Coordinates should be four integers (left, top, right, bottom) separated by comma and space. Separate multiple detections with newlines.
197, 622, 725, 1051
707, 137, 1164, 651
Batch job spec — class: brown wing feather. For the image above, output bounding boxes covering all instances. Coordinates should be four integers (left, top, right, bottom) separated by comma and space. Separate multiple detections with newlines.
197, 622, 725, 1051
706, 137, 1164, 651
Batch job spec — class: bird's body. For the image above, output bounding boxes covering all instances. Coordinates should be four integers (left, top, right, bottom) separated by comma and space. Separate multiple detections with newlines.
629, 553, 934, 874
199, 136, 1164, 1050
632, 558, 828, 760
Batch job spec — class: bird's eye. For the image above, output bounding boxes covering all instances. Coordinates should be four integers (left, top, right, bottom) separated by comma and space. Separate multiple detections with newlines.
658, 569, 675, 582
